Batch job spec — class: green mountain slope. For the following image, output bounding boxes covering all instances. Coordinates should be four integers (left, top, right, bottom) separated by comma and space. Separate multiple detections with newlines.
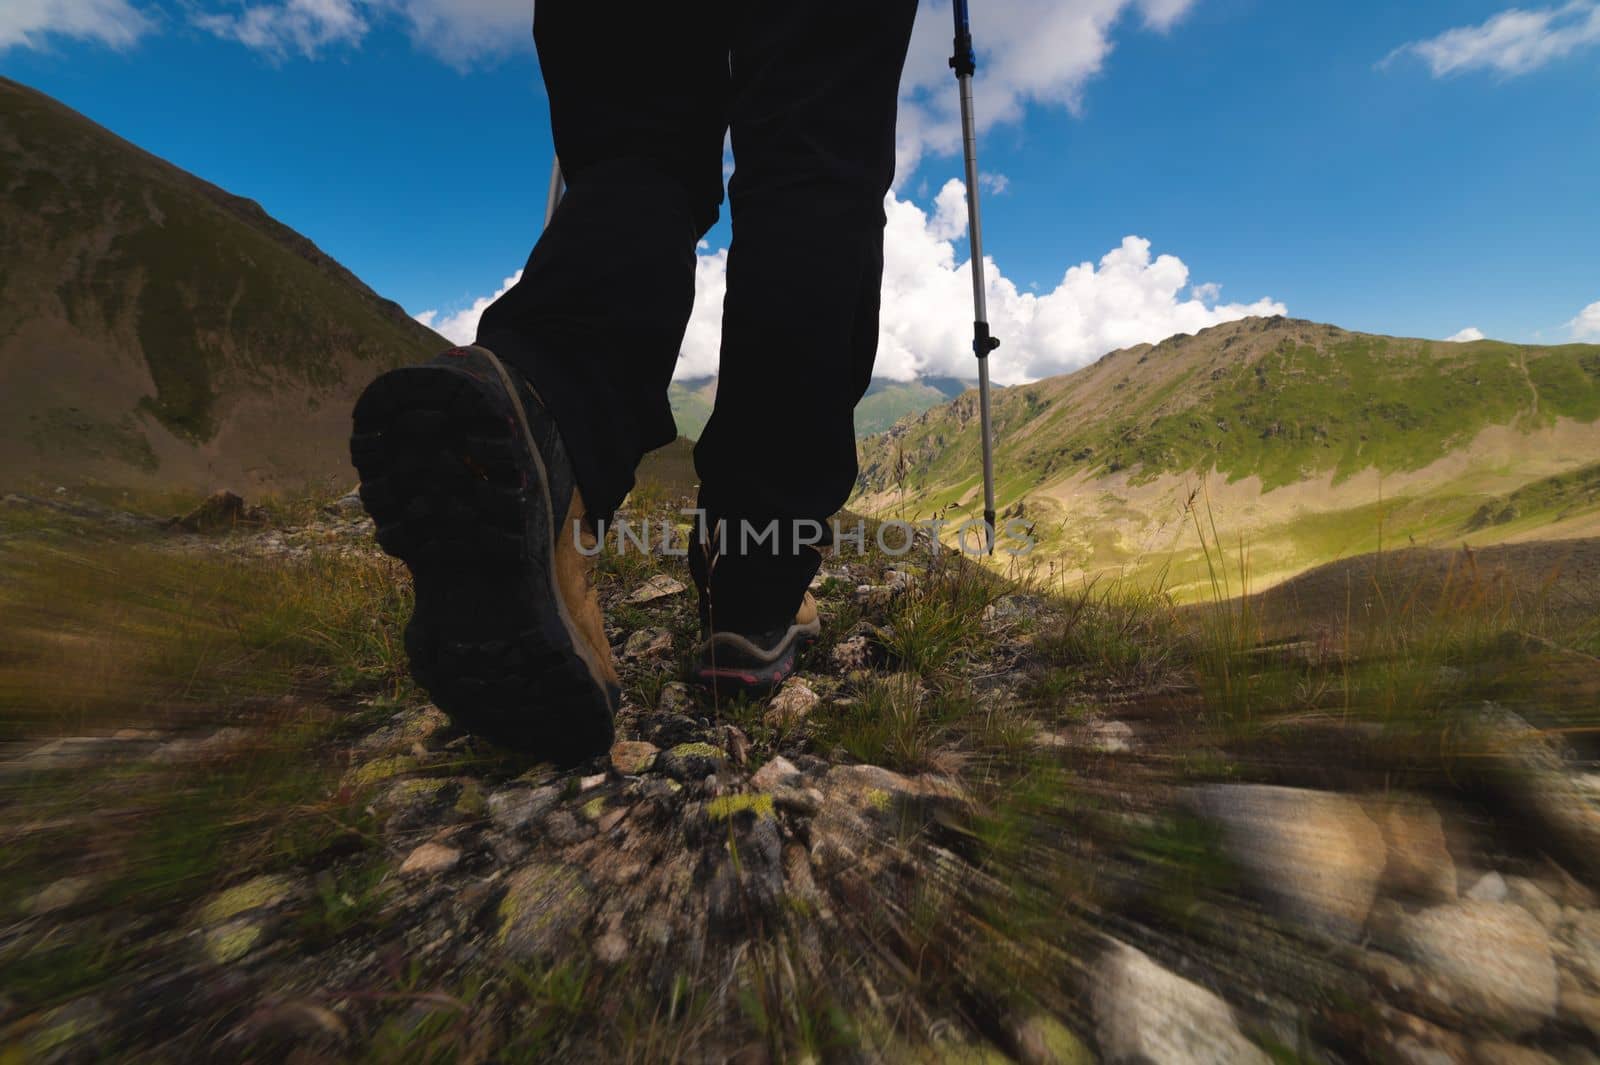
855, 317, 1600, 594
667, 375, 967, 441
0, 77, 444, 496
854, 377, 970, 436
667, 377, 717, 440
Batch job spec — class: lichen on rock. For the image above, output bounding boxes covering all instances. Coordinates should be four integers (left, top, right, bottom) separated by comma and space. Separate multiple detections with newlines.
204, 919, 264, 965
342, 754, 419, 792
200, 873, 299, 926
497, 862, 593, 962
706, 793, 775, 822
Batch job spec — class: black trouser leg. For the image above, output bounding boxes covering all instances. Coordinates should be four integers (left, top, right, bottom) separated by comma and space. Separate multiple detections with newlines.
476, 1, 727, 520
691, 0, 918, 634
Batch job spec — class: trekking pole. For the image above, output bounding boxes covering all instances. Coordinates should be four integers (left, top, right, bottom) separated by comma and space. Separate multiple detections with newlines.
544, 157, 565, 228
950, 0, 1001, 554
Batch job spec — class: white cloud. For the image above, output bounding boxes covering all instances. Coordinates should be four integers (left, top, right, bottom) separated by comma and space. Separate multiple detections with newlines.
1390, 1, 1600, 77
431, 182, 1281, 389
1570, 301, 1600, 341
878, 183, 1285, 383
190, 0, 529, 64
413, 268, 522, 345
895, 0, 1198, 177
1446, 326, 1487, 342
979, 172, 1010, 195
0, 0, 155, 51
675, 180, 1283, 386
189, 0, 1194, 133
195, 0, 368, 58
178, 0, 1188, 168
677, 250, 728, 379
379, 0, 531, 68
928, 179, 971, 242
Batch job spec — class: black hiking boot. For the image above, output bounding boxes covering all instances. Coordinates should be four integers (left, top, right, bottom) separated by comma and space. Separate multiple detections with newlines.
350, 345, 619, 763
691, 593, 821, 697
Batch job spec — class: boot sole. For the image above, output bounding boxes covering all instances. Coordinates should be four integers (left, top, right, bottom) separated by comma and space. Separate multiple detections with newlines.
350, 357, 616, 762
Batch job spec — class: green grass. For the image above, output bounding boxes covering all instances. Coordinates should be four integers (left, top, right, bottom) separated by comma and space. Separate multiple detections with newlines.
1176, 488, 1593, 738
0, 512, 415, 1007
800, 551, 1015, 770
0, 702, 395, 1008
1185, 488, 1264, 726
1030, 577, 1182, 690
1468, 459, 1600, 530
1526, 346, 1600, 422
0, 526, 414, 741
813, 674, 942, 771
1127, 814, 1238, 932
735, 938, 862, 1062
880, 558, 1003, 681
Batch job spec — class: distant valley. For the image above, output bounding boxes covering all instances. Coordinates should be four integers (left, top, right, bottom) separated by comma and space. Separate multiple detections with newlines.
669, 375, 970, 440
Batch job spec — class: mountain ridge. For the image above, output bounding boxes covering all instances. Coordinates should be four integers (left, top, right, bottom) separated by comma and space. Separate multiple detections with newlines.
0, 77, 445, 496
854, 316, 1600, 594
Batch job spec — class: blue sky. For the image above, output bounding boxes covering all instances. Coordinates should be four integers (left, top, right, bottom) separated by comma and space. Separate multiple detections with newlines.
5, 0, 1599, 382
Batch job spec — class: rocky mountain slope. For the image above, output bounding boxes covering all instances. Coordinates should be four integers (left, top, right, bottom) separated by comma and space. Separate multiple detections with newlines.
0, 78, 444, 496
856, 317, 1600, 595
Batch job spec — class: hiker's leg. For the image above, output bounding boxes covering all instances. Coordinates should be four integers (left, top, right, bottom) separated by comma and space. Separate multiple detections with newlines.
692, 0, 918, 634
476, 2, 728, 520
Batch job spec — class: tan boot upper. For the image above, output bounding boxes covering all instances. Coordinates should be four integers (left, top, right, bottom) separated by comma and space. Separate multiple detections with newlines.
554, 488, 620, 693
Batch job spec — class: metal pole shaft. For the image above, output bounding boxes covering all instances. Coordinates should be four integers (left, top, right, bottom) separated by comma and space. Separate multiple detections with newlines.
949, 0, 1000, 554
957, 72, 998, 552
958, 78, 987, 327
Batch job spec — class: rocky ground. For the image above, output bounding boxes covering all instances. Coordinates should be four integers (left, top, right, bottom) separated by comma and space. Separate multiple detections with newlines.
2, 489, 1599, 1063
